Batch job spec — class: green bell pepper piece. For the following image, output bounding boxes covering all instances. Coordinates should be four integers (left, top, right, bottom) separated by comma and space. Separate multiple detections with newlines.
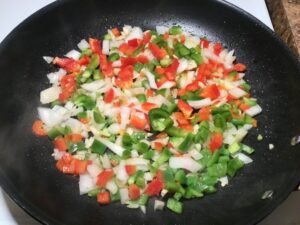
87, 54, 99, 70
167, 198, 183, 214
148, 108, 173, 132
91, 139, 106, 155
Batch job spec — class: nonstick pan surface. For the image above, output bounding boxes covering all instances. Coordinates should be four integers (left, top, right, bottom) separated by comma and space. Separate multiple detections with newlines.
0, 0, 300, 225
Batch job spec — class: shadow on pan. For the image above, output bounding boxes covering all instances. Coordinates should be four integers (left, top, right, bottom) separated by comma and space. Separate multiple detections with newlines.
0, 0, 299, 225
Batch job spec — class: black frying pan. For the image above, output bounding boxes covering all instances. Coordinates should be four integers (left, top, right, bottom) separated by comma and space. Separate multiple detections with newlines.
0, 0, 299, 225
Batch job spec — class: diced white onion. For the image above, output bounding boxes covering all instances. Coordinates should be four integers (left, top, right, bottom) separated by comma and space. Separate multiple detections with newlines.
158, 81, 176, 89
169, 156, 203, 172
243, 124, 253, 130
106, 180, 118, 194
131, 150, 139, 158
40, 86, 61, 104
161, 189, 168, 197
38, 106, 67, 128
144, 172, 152, 181
77, 39, 90, 50
184, 36, 200, 49
126, 27, 143, 41
245, 105, 262, 117
223, 134, 235, 145
224, 49, 236, 65
129, 87, 145, 95
52, 149, 65, 160
43, 56, 54, 64
156, 26, 169, 35
120, 106, 130, 129
87, 164, 102, 178
119, 188, 129, 204
233, 152, 253, 164
63, 118, 84, 134
81, 80, 107, 92
100, 154, 111, 169
110, 40, 124, 48
189, 149, 203, 160
79, 174, 96, 195
177, 58, 188, 73
140, 206, 146, 214
125, 158, 149, 166
65, 49, 81, 60
144, 69, 158, 89
228, 87, 247, 98
112, 60, 122, 67
219, 176, 229, 187
47, 69, 66, 84
122, 25, 132, 35
116, 161, 129, 183
108, 123, 121, 134
147, 95, 169, 107
102, 40, 110, 55
187, 98, 212, 109
234, 128, 248, 142
97, 137, 125, 156
154, 200, 165, 211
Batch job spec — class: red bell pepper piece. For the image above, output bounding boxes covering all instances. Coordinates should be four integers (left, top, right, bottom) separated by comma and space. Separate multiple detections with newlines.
77, 55, 90, 66
59, 73, 77, 102
200, 38, 209, 48
111, 28, 120, 37
118, 65, 134, 81
173, 112, 189, 125
128, 184, 141, 200
89, 38, 102, 54
96, 169, 115, 188
97, 191, 111, 204
54, 137, 68, 151
234, 63, 247, 72
104, 88, 115, 103
65, 133, 83, 144
165, 59, 179, 81
177, 99, 193, 118
118, 43, 137, 55
200, 84, 220, 100
208, 133, 223, 152
141, 102, 158, 112
129, 111, 148, 130
125, 165, 137, 176
199, 107, 210, 121
148, 43, 167, 60
32, 120, 47, 136
179, 124, 194, 132
56, 153, 89, 175
53, 57, 81, 72
128, 38, 141, 47
185, 81, 199, 92
213, 42, 222, 56
153, 142, 164, 152
142, 31, 151, 44
144, 178, 163, 196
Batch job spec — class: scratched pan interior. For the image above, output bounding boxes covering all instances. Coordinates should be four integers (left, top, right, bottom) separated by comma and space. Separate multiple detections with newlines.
0, 0, 300, 225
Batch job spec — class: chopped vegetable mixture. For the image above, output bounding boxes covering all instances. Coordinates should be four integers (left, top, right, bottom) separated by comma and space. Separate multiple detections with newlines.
33, 25, 262, 214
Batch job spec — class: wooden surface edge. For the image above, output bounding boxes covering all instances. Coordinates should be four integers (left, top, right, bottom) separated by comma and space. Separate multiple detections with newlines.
266, 0, 300, 58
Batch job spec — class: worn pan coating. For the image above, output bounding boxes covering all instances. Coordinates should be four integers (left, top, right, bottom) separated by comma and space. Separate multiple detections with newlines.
0, 0, 299, 224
